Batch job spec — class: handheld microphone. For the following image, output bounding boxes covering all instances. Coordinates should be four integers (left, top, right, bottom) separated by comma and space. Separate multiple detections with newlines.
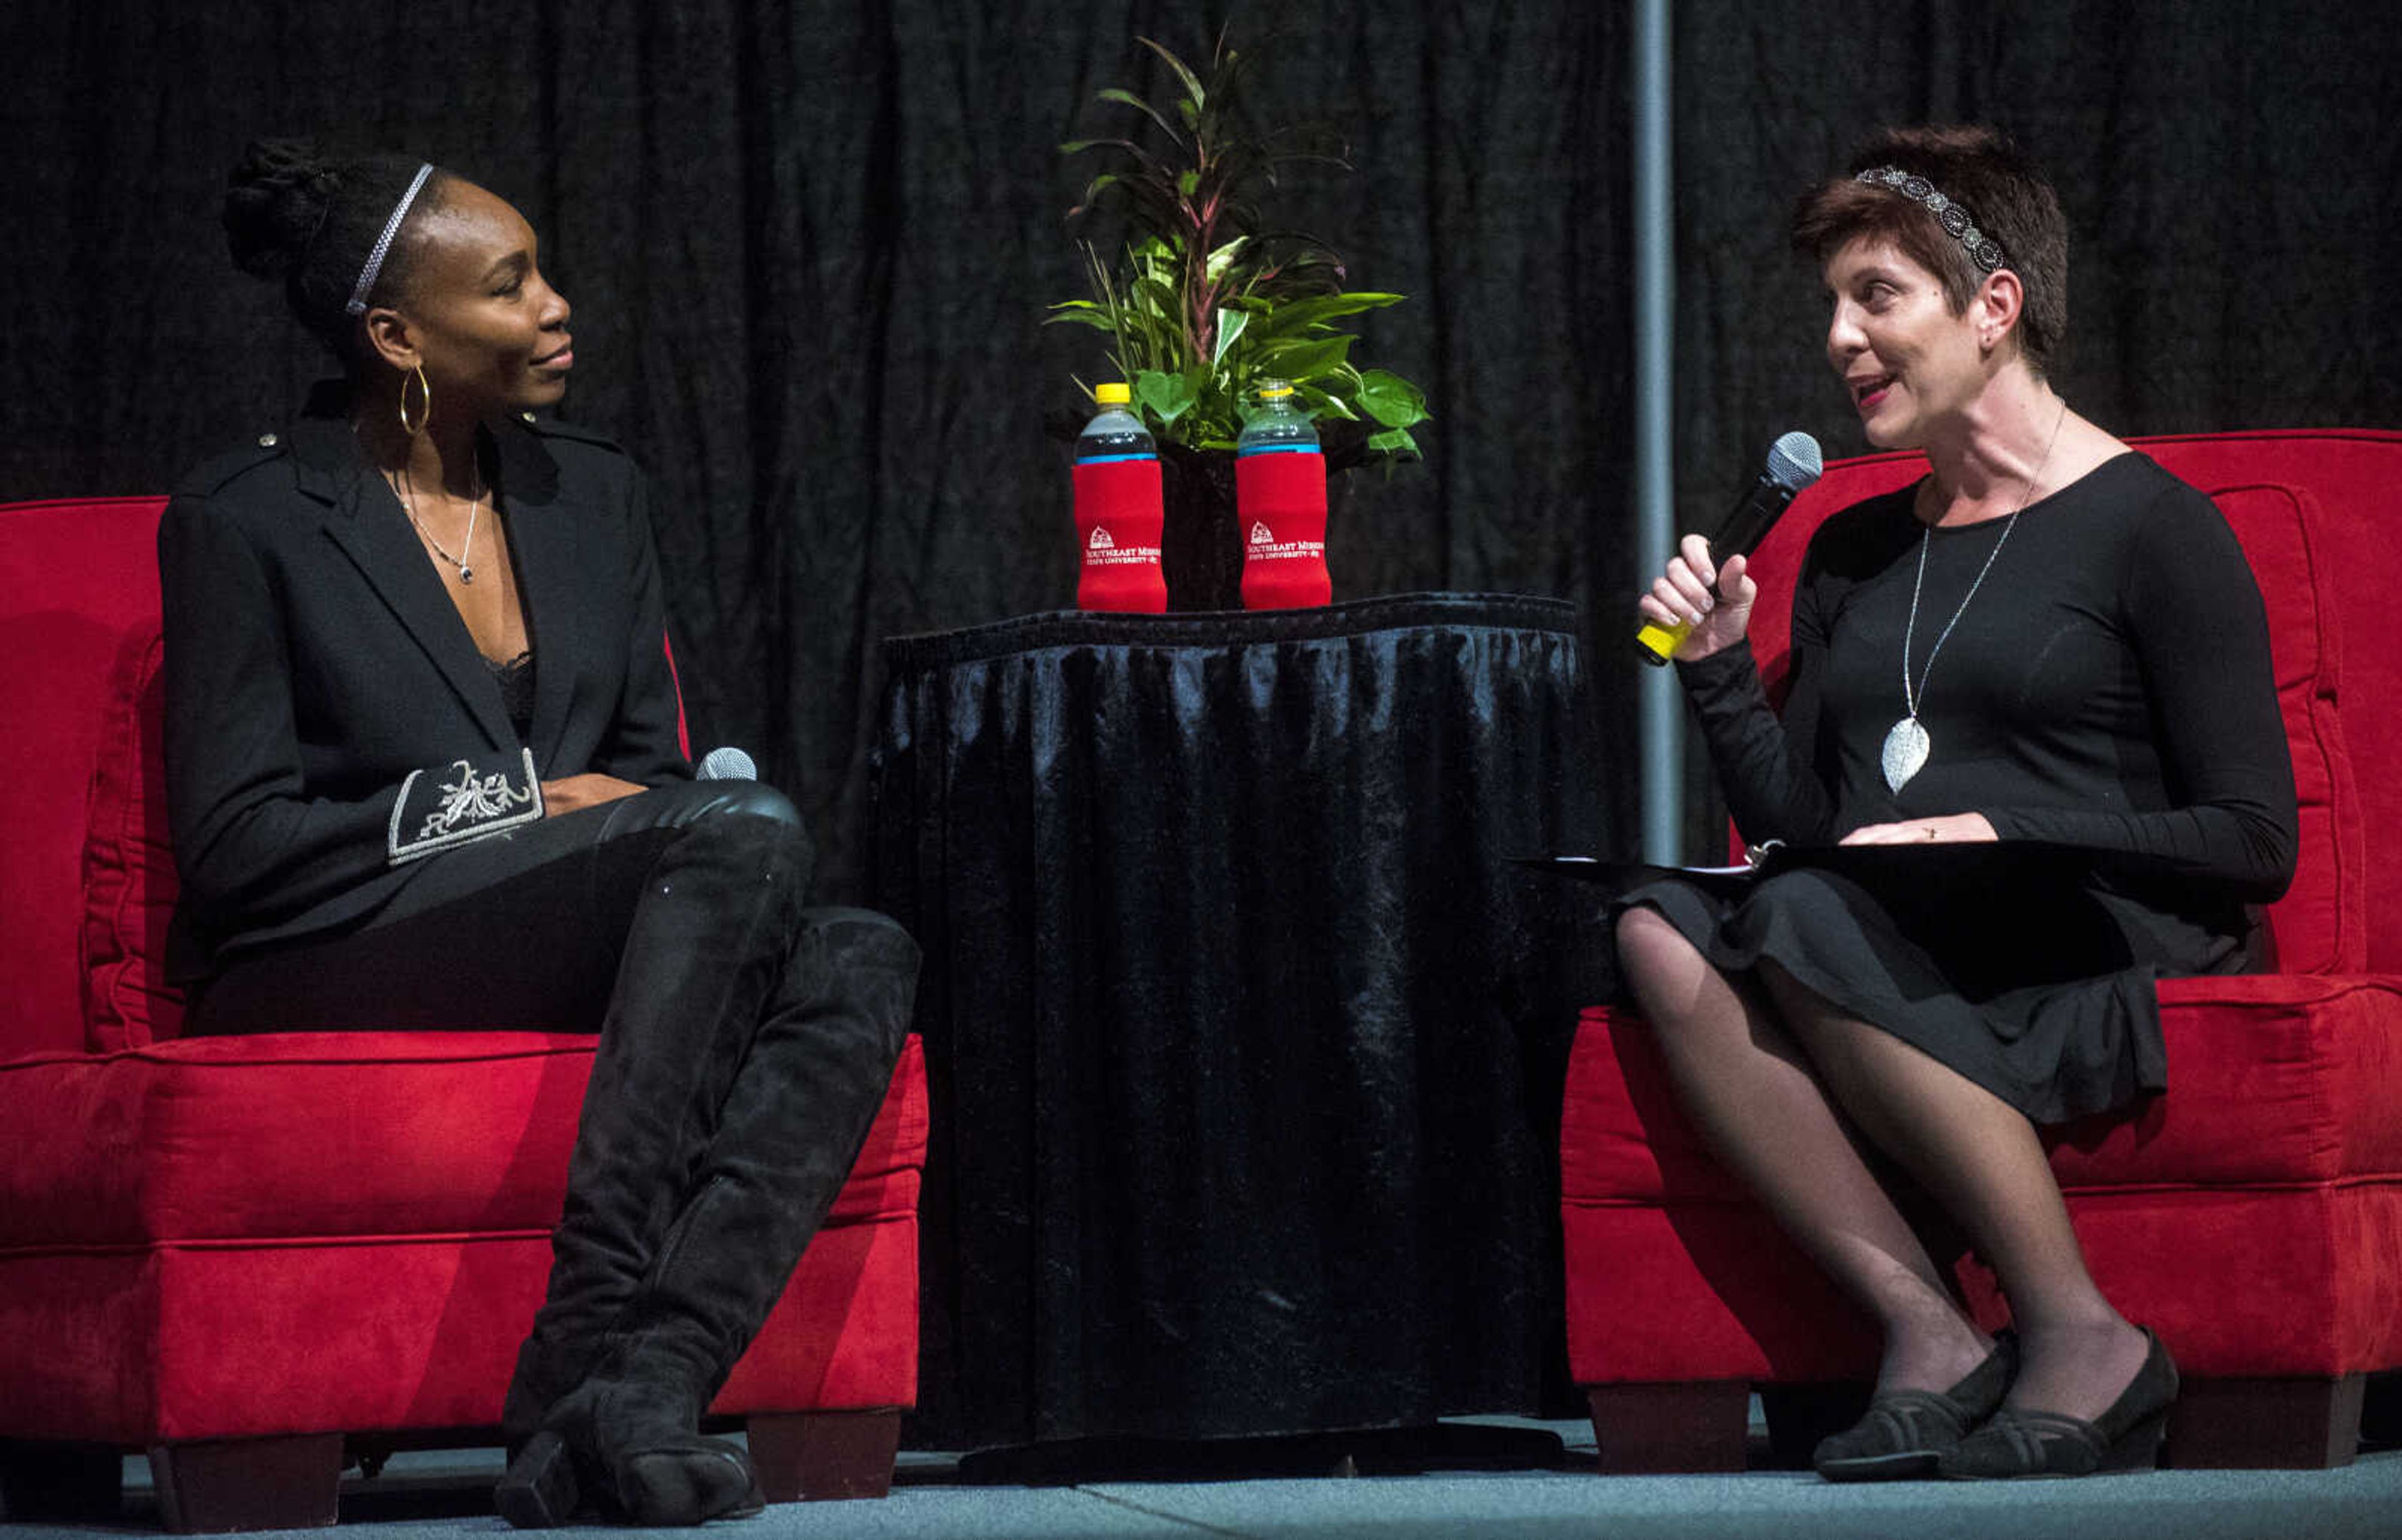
697, 745, 758, 781
1636, 430, 1824, 665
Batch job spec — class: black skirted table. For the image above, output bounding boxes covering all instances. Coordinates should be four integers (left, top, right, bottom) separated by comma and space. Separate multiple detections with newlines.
868, 592, 1598, 1450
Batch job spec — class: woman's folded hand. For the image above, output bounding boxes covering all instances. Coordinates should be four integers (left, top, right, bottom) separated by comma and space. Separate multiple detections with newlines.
1840, 812, 1999, 845
540, 773, 647, 818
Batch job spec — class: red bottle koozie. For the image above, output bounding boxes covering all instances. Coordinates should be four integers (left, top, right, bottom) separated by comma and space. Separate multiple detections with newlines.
1236, 448, 1330, 609
1072, 457, 1168, 612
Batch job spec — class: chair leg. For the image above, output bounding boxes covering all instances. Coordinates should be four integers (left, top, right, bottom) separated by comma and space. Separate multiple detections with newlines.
147, 1434, 342, 1532
2363, 1372, 2402, 1449
744, 1410, 899, 1501
0, 1439, 124, 1521
1586, 1382, 1751, 1473
2169, 1373, 2366, 1469
1758, 1382, 1873, 1470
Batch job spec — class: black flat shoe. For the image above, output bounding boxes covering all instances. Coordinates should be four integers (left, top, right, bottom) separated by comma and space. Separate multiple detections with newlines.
1813, 1330, 2018, 1482
1939, 1327, 2177, 1479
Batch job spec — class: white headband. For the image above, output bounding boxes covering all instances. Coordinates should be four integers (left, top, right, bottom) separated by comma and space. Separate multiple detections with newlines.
345, 163, 435, 316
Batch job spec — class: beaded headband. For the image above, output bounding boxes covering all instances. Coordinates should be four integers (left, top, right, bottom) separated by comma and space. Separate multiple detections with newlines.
345, 162, 435, 316
1855, 166, 2006, 274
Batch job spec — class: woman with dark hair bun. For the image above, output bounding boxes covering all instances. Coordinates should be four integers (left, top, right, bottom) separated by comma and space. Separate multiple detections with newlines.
1620, 126, 2297, 1481
164, 140, 919, 1526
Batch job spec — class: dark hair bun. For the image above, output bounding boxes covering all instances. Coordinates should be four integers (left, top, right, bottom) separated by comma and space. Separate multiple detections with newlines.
223, 138, 452, 363
223, 138, 343, 281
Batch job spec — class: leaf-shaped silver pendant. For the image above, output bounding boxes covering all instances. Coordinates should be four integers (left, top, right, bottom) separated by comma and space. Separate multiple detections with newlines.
1881, 716, 1931, 793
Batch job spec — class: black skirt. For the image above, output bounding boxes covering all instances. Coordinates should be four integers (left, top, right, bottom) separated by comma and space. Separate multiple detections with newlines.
1615, 844, 2242, 1124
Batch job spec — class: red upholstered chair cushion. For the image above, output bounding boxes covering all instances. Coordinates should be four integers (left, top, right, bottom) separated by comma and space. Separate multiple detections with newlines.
0, 1032, 929, 1439
2199, 483, 2356, 973
0, 1033, 926, 1253
80, 622, 185, 1048
1569, 974, 2402, 1207
0, 497, 168, 1060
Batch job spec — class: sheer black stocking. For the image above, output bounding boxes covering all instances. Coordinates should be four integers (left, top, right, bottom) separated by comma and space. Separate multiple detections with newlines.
1753, 959, 2150, 1422
1614, 906, 1992, 1397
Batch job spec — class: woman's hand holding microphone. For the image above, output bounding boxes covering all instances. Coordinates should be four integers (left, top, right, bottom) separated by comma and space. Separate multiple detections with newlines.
1639, 533, 1757, 663
1638, 529, 1996, 846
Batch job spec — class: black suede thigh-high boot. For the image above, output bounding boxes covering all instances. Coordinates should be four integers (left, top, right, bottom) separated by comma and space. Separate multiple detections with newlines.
539, 906, 918, 1526
497, 786, 814, 1527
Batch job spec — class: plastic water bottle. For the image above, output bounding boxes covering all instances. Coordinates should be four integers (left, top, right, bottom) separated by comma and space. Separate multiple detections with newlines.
1071, 382, 1168, 612
1235, 379, 1330, 609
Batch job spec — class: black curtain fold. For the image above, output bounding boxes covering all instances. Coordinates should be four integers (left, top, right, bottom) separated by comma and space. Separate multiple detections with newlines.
3, 1, 2393, 886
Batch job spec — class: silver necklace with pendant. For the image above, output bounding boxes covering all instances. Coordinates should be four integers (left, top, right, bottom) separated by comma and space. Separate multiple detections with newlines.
1880, 402, 2067, 793
383, 464, 487, 584
407, 495, 482, 583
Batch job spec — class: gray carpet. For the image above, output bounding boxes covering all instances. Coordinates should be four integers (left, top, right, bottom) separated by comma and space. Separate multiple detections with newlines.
6, 1422, 2398, 1540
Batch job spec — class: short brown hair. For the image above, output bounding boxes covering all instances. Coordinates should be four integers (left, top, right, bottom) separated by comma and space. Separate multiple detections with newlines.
1790, 126, 2067, 374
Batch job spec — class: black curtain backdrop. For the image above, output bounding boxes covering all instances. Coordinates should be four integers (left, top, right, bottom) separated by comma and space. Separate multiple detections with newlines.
3, 1, 2394, 888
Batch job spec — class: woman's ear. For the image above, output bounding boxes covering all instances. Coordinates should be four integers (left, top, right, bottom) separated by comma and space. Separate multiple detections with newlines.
362, 308, 420, 373
1977, 268, 2026, 355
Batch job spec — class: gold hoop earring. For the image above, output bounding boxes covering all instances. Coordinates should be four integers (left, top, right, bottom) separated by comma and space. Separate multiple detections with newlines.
398, 365, 432, 437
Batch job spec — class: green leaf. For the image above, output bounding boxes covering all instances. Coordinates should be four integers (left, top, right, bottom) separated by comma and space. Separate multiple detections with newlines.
1212, 308, 1250, 366
1043, 305, 1119, 333
1244, 335, 1354, 382
1203, 236, 1250, 285
1140, 38, 1207, 112
1366, 427, 1422, 458
1356, 368, 1431, 428
1265, 291, 1406, 328
1133, 370, 1195, 424
1096, 87, 1184, 144
1294, 383, 1358, 420
1132, 265, 1180, 306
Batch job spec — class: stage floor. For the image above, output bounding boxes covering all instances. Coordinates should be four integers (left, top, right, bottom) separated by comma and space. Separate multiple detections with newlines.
9, 1417, 2399, 1539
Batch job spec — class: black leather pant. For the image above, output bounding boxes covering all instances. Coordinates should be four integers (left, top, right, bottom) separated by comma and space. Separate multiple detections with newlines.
189, 780, 919, 1434
191, 779, 848, 1035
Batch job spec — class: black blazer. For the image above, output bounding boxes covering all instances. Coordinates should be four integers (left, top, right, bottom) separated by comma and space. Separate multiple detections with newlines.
159, 387, 691, 978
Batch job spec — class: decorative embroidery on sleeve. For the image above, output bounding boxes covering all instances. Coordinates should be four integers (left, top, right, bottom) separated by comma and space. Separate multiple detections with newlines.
387, 747, 545, 864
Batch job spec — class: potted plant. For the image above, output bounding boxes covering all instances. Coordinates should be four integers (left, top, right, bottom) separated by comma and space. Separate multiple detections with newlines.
1049, 34, 1430, 609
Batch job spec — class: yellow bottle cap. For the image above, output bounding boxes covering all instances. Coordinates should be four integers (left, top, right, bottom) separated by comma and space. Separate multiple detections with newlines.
1094, 382, 1132, 406
1257, 379, 1295, 400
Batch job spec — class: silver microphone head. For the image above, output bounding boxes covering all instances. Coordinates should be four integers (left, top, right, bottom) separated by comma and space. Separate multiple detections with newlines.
697, 745, 758, 781
1766, 430, 1824, 492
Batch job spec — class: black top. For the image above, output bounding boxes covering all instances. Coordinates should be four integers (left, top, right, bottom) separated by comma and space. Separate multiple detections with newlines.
1685, 452, 2296, 893
1642, 452, 2300, 1120
159, 385, 692, 978
489, 650, 538, 743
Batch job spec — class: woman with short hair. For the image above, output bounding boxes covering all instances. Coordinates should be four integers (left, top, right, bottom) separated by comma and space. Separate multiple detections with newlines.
1622, 124, 2296, 1481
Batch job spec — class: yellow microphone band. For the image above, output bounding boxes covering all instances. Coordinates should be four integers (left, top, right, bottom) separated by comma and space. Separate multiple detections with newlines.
1635, 615, 1694, 666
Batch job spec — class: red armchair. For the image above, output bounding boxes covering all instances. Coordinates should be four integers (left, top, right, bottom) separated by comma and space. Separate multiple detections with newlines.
0, 495, 929, 1529
1562, 431, 2402, 1472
